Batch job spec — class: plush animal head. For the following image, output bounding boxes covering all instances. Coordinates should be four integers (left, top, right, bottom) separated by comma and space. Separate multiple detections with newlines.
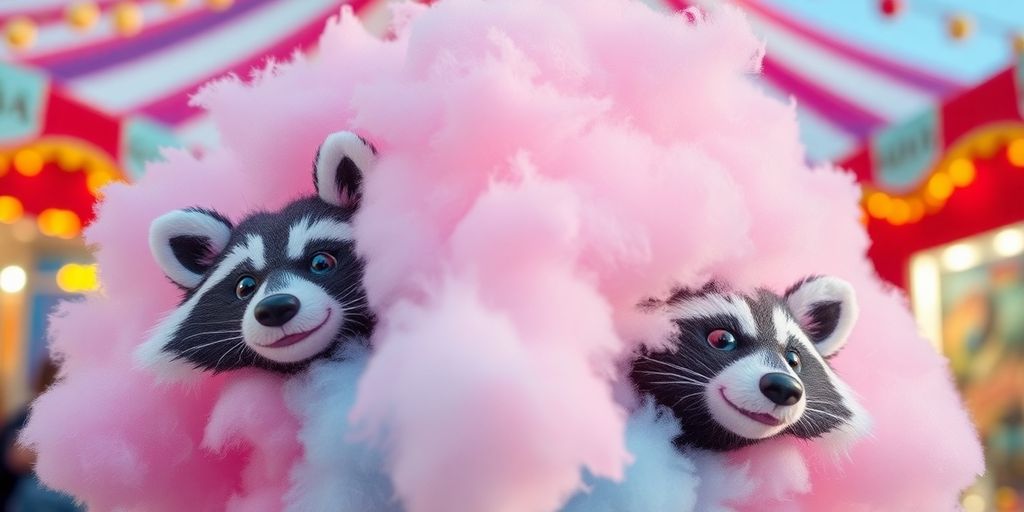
137, 131, 377, 376
631, 276, 869, 451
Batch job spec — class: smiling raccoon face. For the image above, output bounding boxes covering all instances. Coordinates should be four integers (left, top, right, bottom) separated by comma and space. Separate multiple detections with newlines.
136, 131, 377, 376
631, 277, 869, 452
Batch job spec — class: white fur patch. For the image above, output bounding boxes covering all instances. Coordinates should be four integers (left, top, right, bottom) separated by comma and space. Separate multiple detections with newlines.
149, 209, 232, 289
315, 131, 376, 207
670, 294, 757, 338
785, 276, 858, 357
241, 273, 345, 364
705, 352, 806, 440
136, 235, 266, 379
286, 216, 354, 260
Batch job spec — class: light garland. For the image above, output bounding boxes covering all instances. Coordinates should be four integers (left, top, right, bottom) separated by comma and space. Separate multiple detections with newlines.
4, 17, 37, 51
863, 123, 1024, 226
66, 2, 101, 32
3, 0, 238, 50
0, 137, 123, 239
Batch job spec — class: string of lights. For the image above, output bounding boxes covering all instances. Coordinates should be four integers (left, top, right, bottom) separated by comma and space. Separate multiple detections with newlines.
3, 0, 237, 50
878, 0, 1024, 51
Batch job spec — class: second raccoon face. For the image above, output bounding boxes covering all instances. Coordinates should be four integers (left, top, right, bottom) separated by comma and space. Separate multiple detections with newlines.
631, 276, 867, 452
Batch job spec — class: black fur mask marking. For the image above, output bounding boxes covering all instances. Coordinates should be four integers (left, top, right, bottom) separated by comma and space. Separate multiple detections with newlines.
631, 276, 866, 451
140, 131, 378, 375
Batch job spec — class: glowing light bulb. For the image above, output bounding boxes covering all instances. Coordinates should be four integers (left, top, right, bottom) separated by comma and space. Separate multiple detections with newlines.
66, 2, 101, 31
865, 192, 891, 219
993, 228, 1024, 258
56, 263, 99, 293
5, 17, 37, 50
947, 158, 975, 187
0, 196, 23, 224
948, 15, 972, 41
14, 148, 43, 176
1008, 139, 1024, 168
927, 173, 953, 201
942, 243, 980, 272
0, 265, 27, 293
113, 2, 144, 36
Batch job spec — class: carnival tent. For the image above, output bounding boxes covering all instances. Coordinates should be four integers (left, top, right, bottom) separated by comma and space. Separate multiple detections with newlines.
647, 0, 1024, 287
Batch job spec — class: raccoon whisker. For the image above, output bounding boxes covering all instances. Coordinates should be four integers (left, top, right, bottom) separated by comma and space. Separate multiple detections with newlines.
634, 370, 708, 384
338, 297, 370, 310
637, 355, 711, 380
178, 320, 243, 327
339, 304, 370, 314
685, 356, 718, 378
179, 335, 245, 355
235, 341, 249, 366
214, 340, 247, 371
646, 380, 707, 387
179, 329, 243, 342
803, 407, 850, 424
671, 390, 707, 409
334, 281, 367, 302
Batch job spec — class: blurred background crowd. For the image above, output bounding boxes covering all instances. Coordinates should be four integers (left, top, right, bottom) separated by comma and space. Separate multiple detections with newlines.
0, 0, 1021, 510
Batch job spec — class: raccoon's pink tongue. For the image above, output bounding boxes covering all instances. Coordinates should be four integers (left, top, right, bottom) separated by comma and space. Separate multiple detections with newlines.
720, 388, 782, 426
267, 331, 313, 348
742, 410, 782, 427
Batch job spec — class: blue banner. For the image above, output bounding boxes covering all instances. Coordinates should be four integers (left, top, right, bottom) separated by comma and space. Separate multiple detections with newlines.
870, 108, 941, 193
122, 116, 181, 180
0, 63, 47, 144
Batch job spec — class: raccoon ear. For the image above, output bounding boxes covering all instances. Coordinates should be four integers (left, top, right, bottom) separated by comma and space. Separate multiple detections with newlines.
313, 131, 376, 208
784, 276, 858, 358
149, 208, 233, 289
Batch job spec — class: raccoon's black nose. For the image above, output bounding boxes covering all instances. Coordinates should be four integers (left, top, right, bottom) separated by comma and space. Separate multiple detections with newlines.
254, 294, 301, 327
759, 372, 803, 406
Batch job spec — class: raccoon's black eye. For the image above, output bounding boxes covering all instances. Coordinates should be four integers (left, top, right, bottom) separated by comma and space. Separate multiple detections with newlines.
706, 329, 737, 351
309, 252, 337, 275
235, 276, 257, 299
785, 350, 802, 372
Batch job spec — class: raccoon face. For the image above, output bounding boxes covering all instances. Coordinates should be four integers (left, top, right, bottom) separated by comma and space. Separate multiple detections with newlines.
137, 131, 378, 376
631, 276, 869, 452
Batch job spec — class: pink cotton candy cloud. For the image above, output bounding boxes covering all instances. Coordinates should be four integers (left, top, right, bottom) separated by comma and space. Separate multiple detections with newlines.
22, 0, 981, 511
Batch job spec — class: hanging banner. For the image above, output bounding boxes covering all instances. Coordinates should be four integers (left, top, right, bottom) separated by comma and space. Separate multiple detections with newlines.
121, 116, 181, 181
0, 63, 48, 145
869, 108, 941, 193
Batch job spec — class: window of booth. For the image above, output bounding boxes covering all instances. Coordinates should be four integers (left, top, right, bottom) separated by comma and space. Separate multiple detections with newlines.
910, 223, 1024, 512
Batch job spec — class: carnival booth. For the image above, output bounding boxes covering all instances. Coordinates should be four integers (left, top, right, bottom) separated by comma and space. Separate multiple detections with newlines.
0, 60, 180, 413
855, 57, 1024, 511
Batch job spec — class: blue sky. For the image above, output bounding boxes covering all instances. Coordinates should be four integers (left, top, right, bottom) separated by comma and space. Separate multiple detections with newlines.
765, 0, 1024, 84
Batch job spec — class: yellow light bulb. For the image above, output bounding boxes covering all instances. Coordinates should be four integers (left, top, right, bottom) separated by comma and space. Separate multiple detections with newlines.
114, 2, 144, 37
66, 2, 101, 32
865, 192, 892, 219
887, 199, 911, 225
948, 15, 972, 41
0, 196, 23, 224
947, 158, 975, 187
927, 173, 954, 201
5, 17, 37, 51
208, 0, 234, 11
14, 148, 43, 176
1008, 139, 1024, 168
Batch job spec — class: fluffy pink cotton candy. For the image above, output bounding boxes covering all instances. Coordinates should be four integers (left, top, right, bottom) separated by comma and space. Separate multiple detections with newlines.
23, 0, 982, 510
203, 372, 301, 512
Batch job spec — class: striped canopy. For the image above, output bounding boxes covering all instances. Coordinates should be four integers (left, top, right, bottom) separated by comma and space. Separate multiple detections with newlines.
2, 0, 1021, 163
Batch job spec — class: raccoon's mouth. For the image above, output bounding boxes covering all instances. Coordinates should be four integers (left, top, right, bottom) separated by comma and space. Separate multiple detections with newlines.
719, 387, 782, 427
265, 310, 332, 349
